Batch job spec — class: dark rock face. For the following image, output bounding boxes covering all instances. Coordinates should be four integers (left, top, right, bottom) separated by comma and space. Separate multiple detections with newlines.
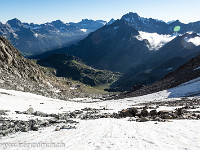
118, 52, 200, 98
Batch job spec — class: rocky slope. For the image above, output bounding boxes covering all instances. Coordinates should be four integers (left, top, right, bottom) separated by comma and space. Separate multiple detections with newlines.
117, 53, 200, 98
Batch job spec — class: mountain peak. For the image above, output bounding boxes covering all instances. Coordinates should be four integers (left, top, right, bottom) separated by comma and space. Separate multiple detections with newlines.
114, 19, 139, 36
50, 20, 66, 28
51, 20, 64, 24
7, 18, 22, 27
80, 19, 95, 23
170, 20, 181, 24
122, 12, 139, 19
107, 18, 115, 25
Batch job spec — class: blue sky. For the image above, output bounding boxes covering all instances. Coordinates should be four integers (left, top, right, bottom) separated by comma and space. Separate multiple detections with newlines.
1, 0, 200, 24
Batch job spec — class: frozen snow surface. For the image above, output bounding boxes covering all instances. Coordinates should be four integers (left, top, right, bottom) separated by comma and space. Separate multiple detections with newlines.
136, 31, 176, 50
1, 76, 200, 149
1, 119, 200, 150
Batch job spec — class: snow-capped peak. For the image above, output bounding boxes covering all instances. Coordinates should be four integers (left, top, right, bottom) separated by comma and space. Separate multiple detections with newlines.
166, 20, 176, 24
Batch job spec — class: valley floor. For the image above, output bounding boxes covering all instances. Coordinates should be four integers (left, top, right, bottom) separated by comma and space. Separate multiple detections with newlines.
1, 77, 200, 150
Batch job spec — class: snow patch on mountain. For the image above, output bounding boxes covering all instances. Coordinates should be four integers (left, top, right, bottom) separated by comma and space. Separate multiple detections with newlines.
80, 29, 87, 32
154, 19, 165, 23
34, 33, 39, 38
167, 20, 176, 24
140, 17, 149, 23
136, 31, 176, 50
33, 26, 42, 30
166, 68, 173, 71
124, 18, 131, 22
194, 66, 200, 71
12, 32, 18, 38
184, 36, 200, 46
114, 26, 119, 30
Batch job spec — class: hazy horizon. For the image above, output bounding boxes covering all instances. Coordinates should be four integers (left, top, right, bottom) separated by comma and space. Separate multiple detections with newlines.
1, 0, 200, 24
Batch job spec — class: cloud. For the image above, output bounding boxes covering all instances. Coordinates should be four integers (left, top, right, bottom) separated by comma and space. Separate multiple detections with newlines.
187, 37, 200, 46
136, 31, 176, 50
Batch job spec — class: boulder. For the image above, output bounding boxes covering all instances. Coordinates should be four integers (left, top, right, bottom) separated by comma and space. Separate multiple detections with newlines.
120, 107, 138, 117
55, 126, 60, 131
26, 107, 34, 114
33, 111, 48, 117
136, 117, 149, 122
140, 108, 148, 117
31, 125, 39, 131
161, 114, 173, 119
158, 110, 170, 115
152, 117, 164, 122
175, 108, 184, 115
0, 110, 6, 115
21, 127, 29, 132
149, 110, 157, 116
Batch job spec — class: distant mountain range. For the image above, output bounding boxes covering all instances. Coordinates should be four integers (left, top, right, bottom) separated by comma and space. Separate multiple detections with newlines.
0, 18, 109, 56
3, 12, 200, 57
34, 12, 200, 91
122, 12, 200, 34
